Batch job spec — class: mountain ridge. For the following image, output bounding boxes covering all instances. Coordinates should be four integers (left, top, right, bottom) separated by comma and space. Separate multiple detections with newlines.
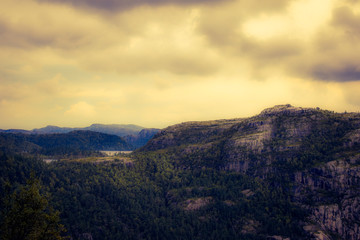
0, 130, 133, 156
0, 123, 160, 149
31, 123, 145, 136
137, 104, 360, 239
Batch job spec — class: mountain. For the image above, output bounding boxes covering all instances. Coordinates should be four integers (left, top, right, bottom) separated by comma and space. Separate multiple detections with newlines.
124, 128, 160, 148
83, 123, 144, 136
32, 123, 144, 136
30, 130, 132, 152
140, 104, 359, 172
30, 124, 159, 148
0, 130, 132, 156
1, 124, 159, 149
0, 129, 31, 134
0, 132, 41, 153
32, 125, 74, 134
139, 104, 360, 239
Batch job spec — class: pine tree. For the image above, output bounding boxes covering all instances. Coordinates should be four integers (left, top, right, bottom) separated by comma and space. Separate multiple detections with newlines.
1, 175, 67, 240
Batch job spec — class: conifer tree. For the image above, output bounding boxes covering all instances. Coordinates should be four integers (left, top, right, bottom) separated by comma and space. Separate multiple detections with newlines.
1, 175, 67, 240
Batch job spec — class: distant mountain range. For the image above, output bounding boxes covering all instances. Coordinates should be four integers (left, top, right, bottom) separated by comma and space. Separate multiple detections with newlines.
1, 123, 145, 136
0, 130, 132, 156
0, 124, 160, 150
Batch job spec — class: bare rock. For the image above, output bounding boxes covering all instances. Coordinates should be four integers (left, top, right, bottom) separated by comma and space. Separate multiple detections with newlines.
183, 197, 213, 211
241, 219, 260, 234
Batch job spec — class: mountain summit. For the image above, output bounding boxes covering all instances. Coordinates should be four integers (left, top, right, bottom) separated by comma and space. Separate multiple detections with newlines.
259, 104, 308, 115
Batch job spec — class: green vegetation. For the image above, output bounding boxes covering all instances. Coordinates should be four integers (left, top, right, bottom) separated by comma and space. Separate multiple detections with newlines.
268, 114, 358, 171
0, 151, 307, 239
1, 173, 66, 240
0, 130, 132, 157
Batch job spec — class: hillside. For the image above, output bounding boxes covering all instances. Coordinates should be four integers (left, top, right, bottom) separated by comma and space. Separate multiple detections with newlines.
0, 130, 132, 156
31, 130, 132, 151
139, 104, 360, 239
141, 104, 360, 171
0, 132, 41, 153
124, 128, 161, 148
1, 123, 160, 149
31, 123, 144, 136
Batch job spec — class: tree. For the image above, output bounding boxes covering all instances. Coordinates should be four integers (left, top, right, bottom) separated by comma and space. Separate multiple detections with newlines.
1, 175, 67, 240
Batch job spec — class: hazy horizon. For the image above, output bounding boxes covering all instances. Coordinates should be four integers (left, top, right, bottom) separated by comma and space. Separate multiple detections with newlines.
0, 123, 150, 131
1, 0, 360, 130
1, 104, 359, 131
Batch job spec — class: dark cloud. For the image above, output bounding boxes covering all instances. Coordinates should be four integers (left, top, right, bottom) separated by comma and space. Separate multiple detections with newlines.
332, 6, 360, 37
0, 24, 89, 49
240, 37, 302, 60
198, 0, 295, 47
197, 0, 360, 82
311, 64, 360, 82
37, 0, 226, 11
299, 5, 360, 82
0, 11, 121, 50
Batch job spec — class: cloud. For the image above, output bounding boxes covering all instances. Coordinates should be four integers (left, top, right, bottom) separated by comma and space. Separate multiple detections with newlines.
36, 74, 65, 95
309, 64, 360, 82
0, 0, 116, 49
0, 0, 219, 76
341, 82, 360, 106
3, 0, 359, 82
0, 83, 31, 102
288, 4, 360, 82
65, 101, 96, 117
332, 6, 360, 36
197, 0, 297, 47
68, 5, 221, 76
36, 0, 228, 12
195, 0, 360, 82
2, 0, 360, 130
194, 0, 321, 78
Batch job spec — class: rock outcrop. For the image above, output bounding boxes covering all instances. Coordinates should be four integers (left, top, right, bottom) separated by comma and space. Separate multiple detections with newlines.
294, 156, 360, 239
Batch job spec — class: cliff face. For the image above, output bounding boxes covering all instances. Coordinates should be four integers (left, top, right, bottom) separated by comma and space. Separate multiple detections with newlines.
140, 104, 360, 239
294, 157, 360, 240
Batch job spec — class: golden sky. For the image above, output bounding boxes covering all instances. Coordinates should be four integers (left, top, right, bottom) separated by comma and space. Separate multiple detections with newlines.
1, 0, 360, 129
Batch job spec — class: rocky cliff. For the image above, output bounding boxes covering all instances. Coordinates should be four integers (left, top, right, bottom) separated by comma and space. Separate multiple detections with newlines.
294, 157, 360, 240
140, 104, 360, 239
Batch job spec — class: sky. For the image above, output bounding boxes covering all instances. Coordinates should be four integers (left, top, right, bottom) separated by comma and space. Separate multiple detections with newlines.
1, 0, 360, 129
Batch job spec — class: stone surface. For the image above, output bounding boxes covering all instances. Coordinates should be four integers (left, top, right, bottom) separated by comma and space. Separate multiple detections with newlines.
182, 197, 213, 211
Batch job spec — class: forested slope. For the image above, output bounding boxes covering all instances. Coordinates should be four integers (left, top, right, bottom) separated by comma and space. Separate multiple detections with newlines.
0, 130, 132, 156
0, 151, 307, 239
